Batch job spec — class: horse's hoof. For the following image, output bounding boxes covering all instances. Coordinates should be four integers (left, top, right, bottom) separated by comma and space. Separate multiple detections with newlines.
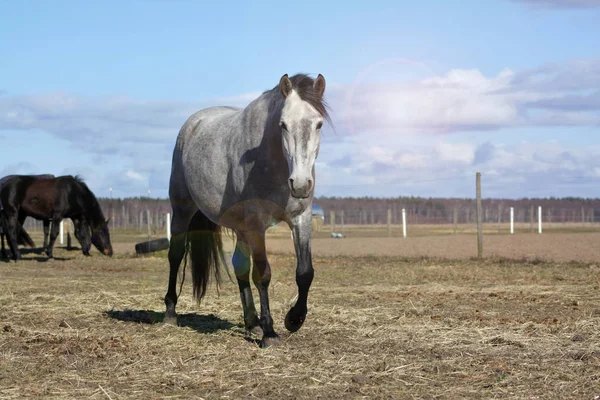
163, 315, 178, 326
260, 334, 282, 348
285, 308, 306, 333
246, 325, 263, 336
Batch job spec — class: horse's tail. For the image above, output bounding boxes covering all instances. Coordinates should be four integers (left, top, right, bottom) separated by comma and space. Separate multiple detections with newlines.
17, 226, 35, 248
186, 210, 227, 302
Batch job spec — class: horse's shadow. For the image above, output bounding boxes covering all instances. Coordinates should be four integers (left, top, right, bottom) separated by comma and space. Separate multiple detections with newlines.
104, 309, 240, 335
1, 246, 81, 262
1, 247, 71, 262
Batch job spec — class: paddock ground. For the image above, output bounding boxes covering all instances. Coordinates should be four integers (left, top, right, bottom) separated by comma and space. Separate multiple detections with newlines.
1, 228, 599, 399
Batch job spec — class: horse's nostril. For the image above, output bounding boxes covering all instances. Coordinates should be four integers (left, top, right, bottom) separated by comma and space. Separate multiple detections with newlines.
289, 179, 294, 191
307, 179, 313, 191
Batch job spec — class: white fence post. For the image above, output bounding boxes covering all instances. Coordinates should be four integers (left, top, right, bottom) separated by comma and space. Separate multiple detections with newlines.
59, 220, 64, 244
166, 212, 171, 241
538, 206, 542, 234
510, 207, 514, 235
402, 208, 407, 238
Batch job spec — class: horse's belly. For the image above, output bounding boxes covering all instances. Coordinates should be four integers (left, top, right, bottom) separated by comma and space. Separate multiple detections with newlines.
23, 196, 52, 219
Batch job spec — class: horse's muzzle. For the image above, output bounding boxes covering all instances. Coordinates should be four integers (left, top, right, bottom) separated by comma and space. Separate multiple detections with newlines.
289, 178, 313, 199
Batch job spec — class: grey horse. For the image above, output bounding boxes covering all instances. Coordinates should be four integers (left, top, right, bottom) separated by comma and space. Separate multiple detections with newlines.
165, 73, 330, 347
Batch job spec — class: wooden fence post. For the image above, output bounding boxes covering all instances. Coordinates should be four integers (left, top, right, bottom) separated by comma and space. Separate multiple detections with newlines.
166, 212, 171, 241
453, 207, 458, 234
59, 220, 64, 245
530, 205, 534, 233
146, 209, 151, 241
476, 172, 483, 259
330, 211, 335, 233
387, 208, 391, 237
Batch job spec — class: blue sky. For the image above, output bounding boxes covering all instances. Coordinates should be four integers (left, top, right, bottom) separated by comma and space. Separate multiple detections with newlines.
1, 0, 599, 199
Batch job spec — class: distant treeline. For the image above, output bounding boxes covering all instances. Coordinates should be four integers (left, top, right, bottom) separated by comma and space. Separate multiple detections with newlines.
51, 196, 600, 230
315, 196, 600, 225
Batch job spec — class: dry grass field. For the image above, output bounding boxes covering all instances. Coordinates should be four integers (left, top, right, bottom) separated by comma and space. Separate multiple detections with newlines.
1, 226, 599, 399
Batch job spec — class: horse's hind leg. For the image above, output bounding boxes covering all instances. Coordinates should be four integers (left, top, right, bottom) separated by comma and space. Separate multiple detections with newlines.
246, 230, 280, 347
233, 232, 260, 335
5, 214, 22, 261
164, 207, 195, 325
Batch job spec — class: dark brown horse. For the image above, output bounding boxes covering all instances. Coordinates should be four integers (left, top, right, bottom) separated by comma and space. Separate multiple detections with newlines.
0, 175, 113, 261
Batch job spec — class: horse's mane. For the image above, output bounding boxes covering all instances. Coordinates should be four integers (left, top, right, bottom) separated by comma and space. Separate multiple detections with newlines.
264, 73, 332, 125
63, 175, 106, 225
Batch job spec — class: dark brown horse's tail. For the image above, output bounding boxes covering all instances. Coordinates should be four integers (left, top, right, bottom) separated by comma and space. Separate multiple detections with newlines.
17, 227, 36, 248
186, 210, 227, 302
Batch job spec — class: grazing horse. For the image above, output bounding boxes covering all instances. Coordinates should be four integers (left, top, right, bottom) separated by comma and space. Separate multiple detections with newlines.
0, 175, 113, 261
165, 73, 330, 347
0, 174, 91, 257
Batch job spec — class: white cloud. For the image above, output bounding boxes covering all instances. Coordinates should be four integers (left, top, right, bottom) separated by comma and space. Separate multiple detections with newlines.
330, 59, 600, 136
434, 142, 475, 164
125, 170, 146, 183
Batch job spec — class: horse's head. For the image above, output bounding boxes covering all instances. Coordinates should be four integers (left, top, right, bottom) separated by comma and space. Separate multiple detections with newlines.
91, 219, 113, 257
279, 73, 329, 199
73, 219, 92, 256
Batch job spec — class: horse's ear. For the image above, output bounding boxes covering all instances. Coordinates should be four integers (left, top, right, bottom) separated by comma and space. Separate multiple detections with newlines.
105, 218, 110, 225
279, 74, 293, 98
314, 74, 326, 97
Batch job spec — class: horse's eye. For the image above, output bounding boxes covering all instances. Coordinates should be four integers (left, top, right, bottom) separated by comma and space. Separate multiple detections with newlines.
280, 121, 288, 131
316, 122, 323, 130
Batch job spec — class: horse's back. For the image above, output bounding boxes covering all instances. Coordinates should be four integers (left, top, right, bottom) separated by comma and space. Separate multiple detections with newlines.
176, 106, 242, 150
170, 107, 242, 209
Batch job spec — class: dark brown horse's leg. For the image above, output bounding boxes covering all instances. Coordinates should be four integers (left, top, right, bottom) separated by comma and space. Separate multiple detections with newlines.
285, 211, 314, 333
45, 217, 62, 258
43, 220, 50, 249
233, 232, 260, 335
247, 230, 279, 347
0, 227, 7, 260
5, 214, 22, 261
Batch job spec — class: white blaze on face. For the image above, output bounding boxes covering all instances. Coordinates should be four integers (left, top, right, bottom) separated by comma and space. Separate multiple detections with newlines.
280, 91, 323, 198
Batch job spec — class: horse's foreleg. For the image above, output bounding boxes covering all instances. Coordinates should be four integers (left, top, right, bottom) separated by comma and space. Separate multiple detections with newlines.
248, 231, 279, 347
285, 210, 314, 333
233, 232, 260, 335
45, 217, 61, 258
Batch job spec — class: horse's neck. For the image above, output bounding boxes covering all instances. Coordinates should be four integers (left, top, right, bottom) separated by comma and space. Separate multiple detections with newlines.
88, 203, 105, 226
79, 190, 104, 227
241, 93, 285, 168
